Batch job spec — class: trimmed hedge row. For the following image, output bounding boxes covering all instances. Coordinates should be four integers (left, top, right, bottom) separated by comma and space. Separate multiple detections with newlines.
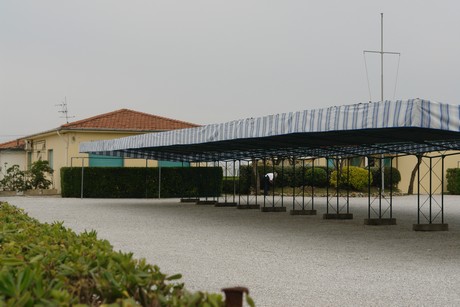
61, 167, 223, 198
227, 165, 401, 193
0, 202, 234, 306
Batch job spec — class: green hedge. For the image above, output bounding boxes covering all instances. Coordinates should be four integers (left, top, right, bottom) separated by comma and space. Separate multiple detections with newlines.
0, 202, 234, 306
238, 165, 329, 189
61, 167, 223, 198
370, 167, 401, 188
330, 166, 371, 191
447, 168, 460, 194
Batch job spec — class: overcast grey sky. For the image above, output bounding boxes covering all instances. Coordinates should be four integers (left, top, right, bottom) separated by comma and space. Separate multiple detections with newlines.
1, 1, 459, 142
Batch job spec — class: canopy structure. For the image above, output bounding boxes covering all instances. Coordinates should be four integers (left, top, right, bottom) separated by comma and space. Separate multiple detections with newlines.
80, 99, 460, 161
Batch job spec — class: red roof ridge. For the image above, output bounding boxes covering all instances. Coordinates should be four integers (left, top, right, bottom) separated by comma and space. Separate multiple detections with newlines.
60, 108, 200, 130
0, 139, 25, 150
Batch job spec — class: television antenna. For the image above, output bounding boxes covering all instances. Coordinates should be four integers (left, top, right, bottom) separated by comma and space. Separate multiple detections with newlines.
56, 97, 75, 123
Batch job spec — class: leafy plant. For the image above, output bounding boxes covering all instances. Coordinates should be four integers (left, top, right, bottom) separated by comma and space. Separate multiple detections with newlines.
330, 166, 371, 191
26, 160, 54, 190
305, 167, 328, 187
0, 165, 26, 191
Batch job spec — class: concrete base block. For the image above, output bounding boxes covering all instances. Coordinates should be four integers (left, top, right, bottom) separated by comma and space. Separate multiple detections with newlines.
261, 207, 287, 212
215, 202, 237, 207
413, 223, 449, 231
236, 204, 261, 210
364, 218, 397, 225
196, 200, 218, 205
323, 213, 353, 220
290, 210, 317, 215
180, 198, 200, 203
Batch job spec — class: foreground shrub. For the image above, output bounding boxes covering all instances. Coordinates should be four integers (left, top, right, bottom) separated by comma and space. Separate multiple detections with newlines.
330, 166, 371, 191
0, 202, 234, 306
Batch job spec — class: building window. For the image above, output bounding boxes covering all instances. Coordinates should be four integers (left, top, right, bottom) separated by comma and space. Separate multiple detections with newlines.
47, 149, 54, 170
88, 154, 124, 167
158, 161, 190, 167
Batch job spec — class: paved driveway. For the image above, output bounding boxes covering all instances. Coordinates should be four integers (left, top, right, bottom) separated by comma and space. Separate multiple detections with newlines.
2, 195, 460, 306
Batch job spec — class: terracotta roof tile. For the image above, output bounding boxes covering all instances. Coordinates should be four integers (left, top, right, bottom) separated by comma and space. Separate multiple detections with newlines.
0, 139, 25, 150
61, 109, 200, 131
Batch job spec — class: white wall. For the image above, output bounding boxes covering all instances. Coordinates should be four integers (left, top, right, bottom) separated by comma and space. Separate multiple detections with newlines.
0, 150, 27, 180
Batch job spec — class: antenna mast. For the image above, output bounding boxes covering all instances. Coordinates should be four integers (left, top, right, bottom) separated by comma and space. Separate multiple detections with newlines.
56, 97, 75, 123
363, 13, 401, 102
363, 13, 401, 193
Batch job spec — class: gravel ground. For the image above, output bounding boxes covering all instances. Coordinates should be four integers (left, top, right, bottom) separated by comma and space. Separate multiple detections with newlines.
2, 195, 460, 307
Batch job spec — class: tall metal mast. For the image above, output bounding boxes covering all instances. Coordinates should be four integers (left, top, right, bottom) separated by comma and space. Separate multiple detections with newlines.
363, 13, 401, 193
364, 13, 400, 102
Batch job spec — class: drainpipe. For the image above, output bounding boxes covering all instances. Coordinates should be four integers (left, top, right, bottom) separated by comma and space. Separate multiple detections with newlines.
56, 130, 69, 166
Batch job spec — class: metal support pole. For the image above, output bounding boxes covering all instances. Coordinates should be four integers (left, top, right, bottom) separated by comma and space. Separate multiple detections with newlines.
336, 158, 340, 214
429, 157, 432, 223
233, 160, 236, 204
238, 160, 242, 205
263, 159, 267, 207
347, 159, 350, 214
442, 156, 445, 224
379, 157, 382, 219
311, 159, 314, 211
326, 158, 330, 214
368, 159, 371, 220
302, 159, 306, 210
145, 159, 149, 198
292, 157, 296, 211
246, 161, 250, 205
254, 159, 258, 206
390, 158, 393, 219
80, 158, 84, 199
281, 159, 284, 208
272, 160, 275, 207
158, 163, 161, 199
417, 156, 421, 224
224, 161, 228, 203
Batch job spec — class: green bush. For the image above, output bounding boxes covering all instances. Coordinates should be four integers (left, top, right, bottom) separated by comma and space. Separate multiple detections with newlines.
26, 160, 54, 190
330, 166, 371, 191
305, 167, 328, 187
446, 168, 460, 194
61, 167, 223, 198
237, 164, 330, 189
0, 161, 54, 192
222, 177, 238, 194
0, 165, 26, 191
370, 167, 401, 189
0, 202, 235, 306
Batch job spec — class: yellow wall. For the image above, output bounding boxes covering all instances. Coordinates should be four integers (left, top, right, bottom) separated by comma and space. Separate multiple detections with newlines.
395, 152, 460, 194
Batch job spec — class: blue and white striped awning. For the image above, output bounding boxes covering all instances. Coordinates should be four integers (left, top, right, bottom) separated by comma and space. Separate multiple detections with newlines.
80, 99, 460, 161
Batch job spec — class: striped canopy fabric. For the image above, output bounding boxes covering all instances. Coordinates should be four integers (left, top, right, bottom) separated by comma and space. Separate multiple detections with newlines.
79, 99, 460, 162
